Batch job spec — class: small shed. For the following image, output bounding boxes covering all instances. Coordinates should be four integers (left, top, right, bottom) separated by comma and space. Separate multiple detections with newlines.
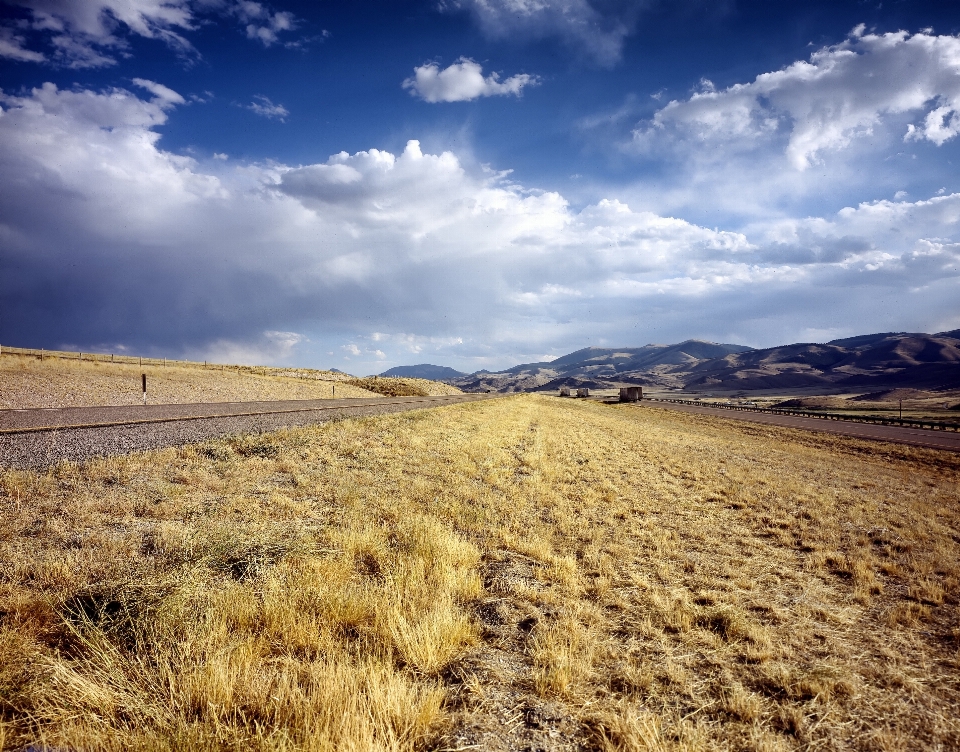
619, 386, 642, 402
559, 386, 571, 397
576, 387, 590, 398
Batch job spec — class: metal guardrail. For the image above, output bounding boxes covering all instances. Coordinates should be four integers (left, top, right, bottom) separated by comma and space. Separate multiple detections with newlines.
646, 397, 960, 432
0, 344, 347, 381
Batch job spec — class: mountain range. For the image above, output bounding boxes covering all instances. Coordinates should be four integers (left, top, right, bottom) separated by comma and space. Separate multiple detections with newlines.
380, 364, 468, 380
380, 331, 960, 394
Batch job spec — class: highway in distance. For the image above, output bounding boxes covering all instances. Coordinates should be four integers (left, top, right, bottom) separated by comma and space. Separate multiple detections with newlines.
642, 400, 960, 453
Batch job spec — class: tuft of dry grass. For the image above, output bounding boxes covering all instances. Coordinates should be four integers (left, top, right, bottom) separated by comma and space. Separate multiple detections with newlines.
1, 395, 958, 750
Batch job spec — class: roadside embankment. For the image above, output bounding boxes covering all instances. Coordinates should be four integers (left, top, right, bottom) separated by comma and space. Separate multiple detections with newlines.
0, 354, 376, 408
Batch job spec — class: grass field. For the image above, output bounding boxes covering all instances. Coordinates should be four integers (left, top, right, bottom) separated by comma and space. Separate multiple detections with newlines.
1, 395, 957, 750
0, 355, 459, 409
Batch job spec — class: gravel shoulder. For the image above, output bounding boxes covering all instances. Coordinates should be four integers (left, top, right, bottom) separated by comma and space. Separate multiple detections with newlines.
0, 395, 497, 469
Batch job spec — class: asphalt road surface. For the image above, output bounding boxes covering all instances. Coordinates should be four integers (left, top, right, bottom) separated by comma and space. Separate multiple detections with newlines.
642, 400, 960, 453
0, 395, 498, 470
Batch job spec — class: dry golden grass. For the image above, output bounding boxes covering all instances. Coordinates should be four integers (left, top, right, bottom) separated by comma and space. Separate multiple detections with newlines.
1, 395, 958, 750
0, 354, 378, 408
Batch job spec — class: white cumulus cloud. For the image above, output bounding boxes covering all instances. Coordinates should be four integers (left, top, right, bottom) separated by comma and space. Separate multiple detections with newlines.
403, 58, 538, 103
2, 0, 196, 67
634, 28, 960, 170
234, 0, 296, 46
132, 77, 185, 107
0, 81, 958, 367
0, 26, 46, 62
246, 94, 288, 120
0, 0, 299, 66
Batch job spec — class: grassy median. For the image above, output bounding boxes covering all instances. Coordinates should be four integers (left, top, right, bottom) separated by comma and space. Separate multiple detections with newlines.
1, 395, 958, 750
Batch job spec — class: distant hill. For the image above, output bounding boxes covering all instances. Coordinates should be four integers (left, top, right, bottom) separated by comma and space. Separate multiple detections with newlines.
447, 332, 960, 394
682, 332, 960, 392
379, 364, 467, 380
448, 340, 754, 393
496, 341, 752, 376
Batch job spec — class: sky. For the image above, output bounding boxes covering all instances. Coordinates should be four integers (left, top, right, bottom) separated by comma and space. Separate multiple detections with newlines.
1, 0, 959, 374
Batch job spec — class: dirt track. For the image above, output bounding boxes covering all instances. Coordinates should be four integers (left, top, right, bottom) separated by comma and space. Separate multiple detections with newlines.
0, 395, 498, 469
643, 400, 960, 453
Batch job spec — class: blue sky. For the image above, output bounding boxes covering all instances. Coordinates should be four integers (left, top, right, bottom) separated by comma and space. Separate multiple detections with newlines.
1, 0, 960, 373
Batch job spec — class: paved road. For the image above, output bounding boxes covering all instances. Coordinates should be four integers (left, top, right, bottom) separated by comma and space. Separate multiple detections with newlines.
642, 400, 960, 453
0, 394, 497, 470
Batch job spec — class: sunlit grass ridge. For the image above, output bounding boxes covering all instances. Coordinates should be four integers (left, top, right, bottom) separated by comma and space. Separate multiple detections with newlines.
1, 395, 958, 749
0, 353, 379, 409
